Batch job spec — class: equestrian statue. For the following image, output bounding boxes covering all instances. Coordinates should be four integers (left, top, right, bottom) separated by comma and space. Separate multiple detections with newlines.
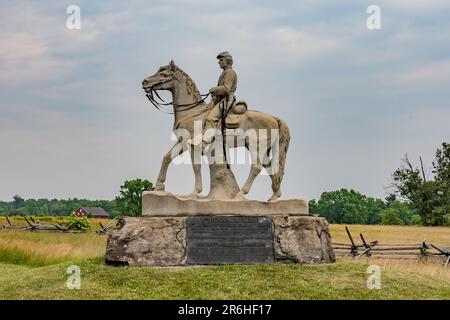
142, 52, 290, 202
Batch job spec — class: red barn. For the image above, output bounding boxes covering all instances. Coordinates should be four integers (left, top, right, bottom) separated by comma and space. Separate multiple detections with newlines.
75, 207, 110, 219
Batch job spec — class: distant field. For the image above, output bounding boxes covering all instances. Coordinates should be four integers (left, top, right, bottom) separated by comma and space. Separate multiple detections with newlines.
0, 216, 110, 230
3, 217, 449, 246
0, 222, 449, 299
0, 230, 106, 267
330, 224, 450, 245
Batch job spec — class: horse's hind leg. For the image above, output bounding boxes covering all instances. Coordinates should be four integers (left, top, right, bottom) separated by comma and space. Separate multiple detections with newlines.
267, 179, 281, 202
264, 151, 281, 202
189, 145, 203, 197
155, 143, 186, 191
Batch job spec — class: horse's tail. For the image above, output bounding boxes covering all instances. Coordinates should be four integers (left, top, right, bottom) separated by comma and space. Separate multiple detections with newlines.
272, 117, 290, 193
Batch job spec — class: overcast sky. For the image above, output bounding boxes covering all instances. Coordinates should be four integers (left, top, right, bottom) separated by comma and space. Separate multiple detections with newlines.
1, 0, 449, 202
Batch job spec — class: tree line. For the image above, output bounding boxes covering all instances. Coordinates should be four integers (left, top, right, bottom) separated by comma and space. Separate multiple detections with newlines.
1, 143, 448, 226
309, 189, 422, 225
310, 142, 450, 226
0, 197, 122, 217
0, 179, 154, 218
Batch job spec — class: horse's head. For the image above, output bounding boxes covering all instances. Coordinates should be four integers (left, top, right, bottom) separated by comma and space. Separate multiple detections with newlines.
142, 60, 179, 93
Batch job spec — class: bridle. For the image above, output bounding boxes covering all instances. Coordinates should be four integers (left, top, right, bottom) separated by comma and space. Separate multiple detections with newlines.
145, 84, 210, 115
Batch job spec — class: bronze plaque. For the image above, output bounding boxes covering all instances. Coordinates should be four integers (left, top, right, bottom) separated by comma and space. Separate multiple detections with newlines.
187, 216, 273, 264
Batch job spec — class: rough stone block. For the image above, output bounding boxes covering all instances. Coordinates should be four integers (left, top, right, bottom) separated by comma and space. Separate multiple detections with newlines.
105, 215, 335, 267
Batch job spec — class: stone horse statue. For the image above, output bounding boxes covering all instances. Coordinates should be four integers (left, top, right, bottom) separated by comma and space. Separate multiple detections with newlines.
142, 60, 290, 202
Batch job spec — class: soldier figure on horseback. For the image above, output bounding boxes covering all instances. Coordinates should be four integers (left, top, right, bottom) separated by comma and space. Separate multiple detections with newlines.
202, 51, 238, 149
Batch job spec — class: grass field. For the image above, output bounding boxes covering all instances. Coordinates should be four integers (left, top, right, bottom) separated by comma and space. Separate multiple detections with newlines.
0, 223, 449, 299
330, 224, 450, 244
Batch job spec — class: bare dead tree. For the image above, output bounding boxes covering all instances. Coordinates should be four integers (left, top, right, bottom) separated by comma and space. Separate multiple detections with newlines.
420, 156, 427, 182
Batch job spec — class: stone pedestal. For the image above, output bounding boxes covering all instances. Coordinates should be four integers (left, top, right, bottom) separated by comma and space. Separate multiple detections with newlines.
141, 191, 309, 216
105, 215, 335, 267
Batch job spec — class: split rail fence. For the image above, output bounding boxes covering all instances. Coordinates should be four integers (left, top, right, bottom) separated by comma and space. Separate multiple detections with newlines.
0, 215, 121, 235
2, 216, 450, 267
333, 226, 450, 268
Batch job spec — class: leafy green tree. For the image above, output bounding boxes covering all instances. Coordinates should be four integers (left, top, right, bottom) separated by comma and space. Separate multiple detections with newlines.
309, 189, 384, 224
13, 195, 25, 209
391, 142, 450, 225
411, 214, 422, 225
308, 199, 318, 215
115, 179, 154, 217
384, 197, 414, 225
365, 197, 384, 225
433, 142, 450, 220
380, 208, 403, 225
0, 201, 12, 215
0, 196, 124, 217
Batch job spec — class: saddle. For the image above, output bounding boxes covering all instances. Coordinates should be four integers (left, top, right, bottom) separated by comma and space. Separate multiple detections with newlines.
225, 100, 247, 129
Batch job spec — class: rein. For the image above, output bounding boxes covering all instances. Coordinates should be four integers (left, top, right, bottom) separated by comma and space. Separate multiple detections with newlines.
145, 89, 210, 115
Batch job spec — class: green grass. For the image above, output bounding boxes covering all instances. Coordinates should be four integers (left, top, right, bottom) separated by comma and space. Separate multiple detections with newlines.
0, 230, 106, 267
1, 225, 450, 299
0, 247, 59, 267
0, 258, 449, 299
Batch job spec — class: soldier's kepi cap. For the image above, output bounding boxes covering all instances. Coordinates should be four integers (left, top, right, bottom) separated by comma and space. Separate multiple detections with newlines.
217, 51, 232, 59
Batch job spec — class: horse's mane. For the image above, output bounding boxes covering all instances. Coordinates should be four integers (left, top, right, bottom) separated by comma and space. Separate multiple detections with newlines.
178, 68, 202, 101
162, 65, 201, 101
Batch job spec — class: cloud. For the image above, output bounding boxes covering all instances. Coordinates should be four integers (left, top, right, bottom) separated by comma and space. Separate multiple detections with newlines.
265, 26, 340, 64
388, 60, 450, 88
380, 0, 450, 12
0, 32, 69, 84
1, 0, 450, 202
0, 3, 135, 85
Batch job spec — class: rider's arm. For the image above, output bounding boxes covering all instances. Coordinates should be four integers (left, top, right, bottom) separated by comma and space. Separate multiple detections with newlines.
210, 69, 237, 96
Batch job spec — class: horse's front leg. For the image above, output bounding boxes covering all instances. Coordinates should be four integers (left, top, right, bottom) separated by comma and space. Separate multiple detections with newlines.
188, 144, 203, 197
155, 143, 185, 191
